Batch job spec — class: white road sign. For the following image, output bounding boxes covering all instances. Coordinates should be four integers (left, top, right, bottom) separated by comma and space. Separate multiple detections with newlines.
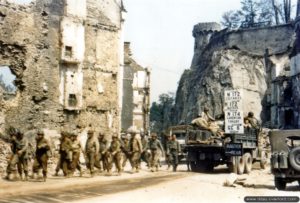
224, 89, 244, 134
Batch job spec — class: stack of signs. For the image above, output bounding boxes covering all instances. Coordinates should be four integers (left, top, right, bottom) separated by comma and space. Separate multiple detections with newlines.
224, 89, 244, 134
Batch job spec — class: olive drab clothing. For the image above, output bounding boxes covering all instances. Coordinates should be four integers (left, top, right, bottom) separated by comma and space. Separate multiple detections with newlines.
95, 137, 110, 171
147, 139, 164, 170
108, 139, 122, 173
33, 137, 51, 179
129, 137, 142, 171
121, 139, 131, 168
85, 136, 99, 175
70, 139, 82, 175
166, 140, 181, 171
6, 136, 29, 180
141, 137, 150, 165
59, 137, 73, 176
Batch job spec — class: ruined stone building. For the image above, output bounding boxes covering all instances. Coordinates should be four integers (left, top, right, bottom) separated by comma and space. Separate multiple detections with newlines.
121, 42, 150, 133
0, 0, 126, 137
173, 22, 297, 128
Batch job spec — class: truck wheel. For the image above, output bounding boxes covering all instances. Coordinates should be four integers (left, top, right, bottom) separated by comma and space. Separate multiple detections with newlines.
190, 161, 197, 172
228, 157, 237, 174
274, 177, 286, 190
243, 153, 252, 174
237, 156, 245, 175
288, 147, 300, 172
260, 151, 268, 169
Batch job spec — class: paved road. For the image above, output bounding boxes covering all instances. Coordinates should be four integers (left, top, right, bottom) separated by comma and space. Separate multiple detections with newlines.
0, 173, 187, 203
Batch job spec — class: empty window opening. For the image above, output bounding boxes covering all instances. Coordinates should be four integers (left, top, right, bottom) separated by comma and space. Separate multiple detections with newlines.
65, 46, 73, 58
0, 66, 17, 94
68, 94, 77, 107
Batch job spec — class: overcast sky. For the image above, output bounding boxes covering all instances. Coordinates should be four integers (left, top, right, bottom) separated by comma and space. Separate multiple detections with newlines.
7, 0, 298, 102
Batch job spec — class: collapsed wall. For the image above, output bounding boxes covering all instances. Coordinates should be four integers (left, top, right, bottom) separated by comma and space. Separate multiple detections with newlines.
0, 0, 124, 138
173, 23, 294, 125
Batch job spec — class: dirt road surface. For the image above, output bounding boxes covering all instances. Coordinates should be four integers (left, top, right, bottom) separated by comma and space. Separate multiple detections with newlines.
0, 163, 299, 203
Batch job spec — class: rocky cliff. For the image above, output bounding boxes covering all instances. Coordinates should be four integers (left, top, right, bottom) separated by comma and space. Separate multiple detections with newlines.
173, 23, 294, 125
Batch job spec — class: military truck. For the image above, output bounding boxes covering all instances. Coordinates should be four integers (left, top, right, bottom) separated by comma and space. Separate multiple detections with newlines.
185, 125, 268, 174
270, 130, 300, 190
166, 125, 189, 162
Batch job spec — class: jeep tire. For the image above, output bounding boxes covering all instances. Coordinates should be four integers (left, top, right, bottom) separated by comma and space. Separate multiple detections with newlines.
289, 147, 300, 172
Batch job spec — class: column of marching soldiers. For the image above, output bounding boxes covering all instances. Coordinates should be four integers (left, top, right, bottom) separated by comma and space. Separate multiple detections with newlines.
4, 128, 181, 182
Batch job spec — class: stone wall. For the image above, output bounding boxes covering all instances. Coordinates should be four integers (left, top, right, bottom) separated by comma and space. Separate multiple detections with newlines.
173, 23, 294, 125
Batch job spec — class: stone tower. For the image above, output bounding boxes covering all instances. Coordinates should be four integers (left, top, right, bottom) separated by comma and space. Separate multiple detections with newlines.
191, 22, 221, 69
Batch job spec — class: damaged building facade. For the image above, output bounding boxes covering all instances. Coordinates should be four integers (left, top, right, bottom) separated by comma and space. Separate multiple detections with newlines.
121, 42, 150, 133
0, 0, 126, 137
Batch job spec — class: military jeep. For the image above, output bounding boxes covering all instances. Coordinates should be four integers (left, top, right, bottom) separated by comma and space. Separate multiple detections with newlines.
270, 130, 300, 190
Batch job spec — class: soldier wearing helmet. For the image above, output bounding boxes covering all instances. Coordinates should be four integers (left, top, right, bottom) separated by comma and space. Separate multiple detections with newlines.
147, 133, 164, 172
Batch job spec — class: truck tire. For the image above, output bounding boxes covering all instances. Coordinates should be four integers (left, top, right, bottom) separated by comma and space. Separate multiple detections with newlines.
243, 153, 252, 174
288, 147, 300, 172
274, 177, 286, 190
228, 157, 237, 174
237, 156, 245, 175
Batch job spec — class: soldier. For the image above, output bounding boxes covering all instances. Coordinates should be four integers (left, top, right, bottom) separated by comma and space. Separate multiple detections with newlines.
121, 134, 131, 170
166, 134, 181, 172
5, 129, 29, 181
140, 133, 150, 168
32, 130, 51, 182
95, 133, 110, 172
165, 134, 172, 170
147, 133, 164, 172
85, 130, 99, 177
108, 134, 122, 175
56, 131, 72, 177
70, 132, 83, 177
129, 131, 142, 173
245, 112, 260, 130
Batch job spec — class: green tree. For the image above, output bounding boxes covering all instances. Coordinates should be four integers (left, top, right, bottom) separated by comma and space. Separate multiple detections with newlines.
150, 93, 175, 133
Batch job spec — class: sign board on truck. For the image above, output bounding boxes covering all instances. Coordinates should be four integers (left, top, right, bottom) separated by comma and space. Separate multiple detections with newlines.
225, 143, 243, 156
224, 89, 244, 134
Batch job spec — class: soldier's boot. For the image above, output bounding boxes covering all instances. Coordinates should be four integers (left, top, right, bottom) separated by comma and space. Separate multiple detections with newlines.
4, 172, 11, 180
54, 170, 59, 176
24, 172, 29, 181
79, 169, 83, 177
90, 171, 95, 177
31, 173, 37, 180
173, 164, 177, 172
150, 167, 155, 172
42, 172, 47, 182
135, 167, 139, 173
130, 168, 135, 174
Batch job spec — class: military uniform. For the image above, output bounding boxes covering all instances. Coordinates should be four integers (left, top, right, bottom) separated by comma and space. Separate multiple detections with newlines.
140, 136, 150, 167
121, 136, 131, 169
147, 134, 164, 172
59, 134, 73, 176
95, 134, 110, 172
165, 136, 172, 170
70, 134, 83, 176
166, 137, 181, 172
85, 131, 99, 176
129, 134, 142, 172
32, 131, 51, 181
6, 132, 29, 180
108, 136, 122, 175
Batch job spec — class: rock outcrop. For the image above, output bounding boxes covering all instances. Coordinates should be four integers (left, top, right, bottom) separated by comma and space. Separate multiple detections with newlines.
173, 23, 294, 125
